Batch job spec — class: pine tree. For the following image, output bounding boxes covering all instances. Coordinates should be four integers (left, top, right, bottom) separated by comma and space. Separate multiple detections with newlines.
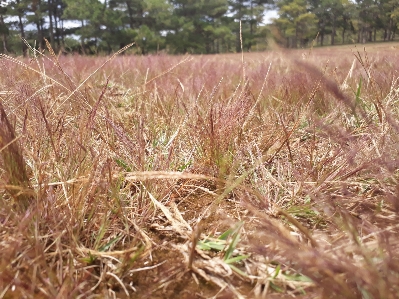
5, 0, 29, 55
167, 0, 229, 53
0, 1, 9, 53
63, 0, 105, 53
274, 0, 318, 48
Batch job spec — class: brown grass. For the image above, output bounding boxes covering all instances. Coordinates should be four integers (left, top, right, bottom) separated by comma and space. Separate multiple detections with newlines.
1, 43, 399, 298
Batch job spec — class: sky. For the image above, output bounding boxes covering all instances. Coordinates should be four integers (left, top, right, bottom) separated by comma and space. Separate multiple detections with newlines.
264, 9, 279, 24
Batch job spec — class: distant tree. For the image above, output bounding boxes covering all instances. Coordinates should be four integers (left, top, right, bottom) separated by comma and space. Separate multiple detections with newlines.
5, 0, 29, 55
355, 0, 379, 43
229, 0, 272, 51
127, 0, 172, 53
108, 0, 145, 29
144, 0, 173, 32
380, 0, 398, 41
26, 0, 45, 49
48, 0, 65, 49
2, 0, 398, 54
0, 1, 9, 53
322, 0, 344, 45
167, 0, 229, 53
308, 0, 327, 45
340, 0, 356, 44
314, 0, 354, 45
100, 1, 131, 53
274, 0, 318, 48
63, 0, 104, 53
101, 0, 170, 53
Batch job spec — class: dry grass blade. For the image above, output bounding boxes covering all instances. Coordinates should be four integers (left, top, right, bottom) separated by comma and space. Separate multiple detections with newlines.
144, 55, 193, 86
43, 38, 80, 92
0, 102, 31, 210
51, 42, 135, 115
0, 54, 70, 93
276, 208, 318, 248
146, 187, 192, 236
37, 171, 216, 187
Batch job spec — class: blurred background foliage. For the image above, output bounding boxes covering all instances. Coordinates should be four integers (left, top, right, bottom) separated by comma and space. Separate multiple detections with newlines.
0, 0, 398, 55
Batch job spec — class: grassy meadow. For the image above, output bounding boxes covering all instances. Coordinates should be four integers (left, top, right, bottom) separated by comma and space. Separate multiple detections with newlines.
1, 42, 399, 298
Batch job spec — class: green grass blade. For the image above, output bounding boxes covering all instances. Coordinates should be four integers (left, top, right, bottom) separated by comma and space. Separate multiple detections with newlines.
98, 236, 120, 252
224, 222, 243, 260
224, 254, 249, 264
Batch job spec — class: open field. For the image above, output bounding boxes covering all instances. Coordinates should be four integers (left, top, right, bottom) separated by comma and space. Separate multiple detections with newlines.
1, 42, 399, 298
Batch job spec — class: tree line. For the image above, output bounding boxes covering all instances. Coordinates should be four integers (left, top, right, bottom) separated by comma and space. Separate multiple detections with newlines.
275, 0, 399, 48
0, 0, 398, 56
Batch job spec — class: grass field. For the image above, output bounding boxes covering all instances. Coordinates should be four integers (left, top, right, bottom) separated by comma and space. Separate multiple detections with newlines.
1, 42, 399, 299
